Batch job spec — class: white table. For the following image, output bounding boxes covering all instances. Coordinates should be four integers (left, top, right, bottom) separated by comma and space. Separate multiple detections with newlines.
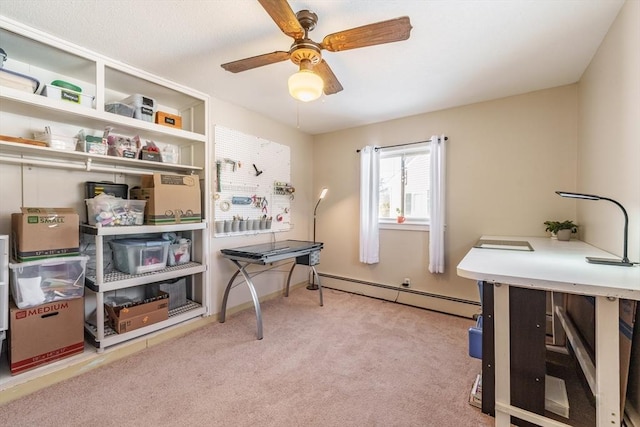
457, 236, 640, 427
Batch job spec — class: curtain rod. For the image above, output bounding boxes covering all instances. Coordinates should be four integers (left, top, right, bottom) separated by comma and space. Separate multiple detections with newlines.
356, 136, 448, 153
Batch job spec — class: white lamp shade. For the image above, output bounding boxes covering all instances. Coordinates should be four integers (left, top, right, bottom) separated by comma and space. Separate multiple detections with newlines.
288, 70, 324, 102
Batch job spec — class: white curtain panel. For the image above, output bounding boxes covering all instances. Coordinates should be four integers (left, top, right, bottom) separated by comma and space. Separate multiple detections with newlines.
428, 135, 446, 273
359, 146, 380, 264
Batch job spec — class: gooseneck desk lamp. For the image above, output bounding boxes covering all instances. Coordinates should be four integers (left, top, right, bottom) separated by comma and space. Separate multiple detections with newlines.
308, 187, 328, 290
556, 191, 634, 266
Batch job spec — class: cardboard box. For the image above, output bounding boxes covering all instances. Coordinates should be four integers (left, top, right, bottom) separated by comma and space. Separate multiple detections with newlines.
130, 173, 201, 225
11, 207, 80, 262
155, 111, 182, 129
9, 297, 84, 375
105, 291, 169, 334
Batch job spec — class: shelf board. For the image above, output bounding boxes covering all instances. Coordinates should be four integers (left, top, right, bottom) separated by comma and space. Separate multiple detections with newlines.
85, 300, 205, 348
85, 262, 206, 292
80, 221, 206, 236
0, 139, 203, 174
0, 87, 206, 145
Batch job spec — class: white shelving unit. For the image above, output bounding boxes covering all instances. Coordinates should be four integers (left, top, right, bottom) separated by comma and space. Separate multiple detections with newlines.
81, 223, 207, 350
0, 16, 210, 360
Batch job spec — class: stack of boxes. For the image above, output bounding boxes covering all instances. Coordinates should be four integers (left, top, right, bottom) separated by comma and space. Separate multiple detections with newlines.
8, 207, 86, 375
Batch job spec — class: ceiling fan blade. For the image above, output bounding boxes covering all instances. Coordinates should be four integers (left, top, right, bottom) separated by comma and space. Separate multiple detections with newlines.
321, 16, 412, 52
257, 0, 305, 39
221, 51, 291, 73
315, 60, 343, 95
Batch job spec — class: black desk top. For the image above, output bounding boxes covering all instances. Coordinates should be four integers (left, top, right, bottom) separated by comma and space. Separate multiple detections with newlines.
220, 239, 323, 264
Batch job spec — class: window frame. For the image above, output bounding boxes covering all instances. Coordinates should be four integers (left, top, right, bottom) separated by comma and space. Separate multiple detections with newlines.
378, 143, 430, 231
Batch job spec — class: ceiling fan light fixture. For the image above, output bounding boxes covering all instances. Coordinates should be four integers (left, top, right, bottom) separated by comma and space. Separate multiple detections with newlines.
288, 69, 324, 102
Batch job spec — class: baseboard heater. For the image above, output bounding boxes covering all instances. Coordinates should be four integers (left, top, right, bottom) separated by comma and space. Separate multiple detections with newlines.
318, 272, 480, 307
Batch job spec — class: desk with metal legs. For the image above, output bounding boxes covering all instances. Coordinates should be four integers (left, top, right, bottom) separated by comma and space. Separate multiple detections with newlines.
220, 240, 324, 340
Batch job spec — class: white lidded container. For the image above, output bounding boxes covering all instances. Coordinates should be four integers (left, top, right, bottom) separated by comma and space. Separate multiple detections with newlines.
0, 68, 40, 93
40, 80, 94, 107
120, 93, 156, 122
0, 47, 40, 93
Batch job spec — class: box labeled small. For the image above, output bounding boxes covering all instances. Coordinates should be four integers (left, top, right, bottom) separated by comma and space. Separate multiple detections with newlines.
11, 207, 80, 262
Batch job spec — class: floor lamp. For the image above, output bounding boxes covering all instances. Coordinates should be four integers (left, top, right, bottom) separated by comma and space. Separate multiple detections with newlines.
308, 187, 328, 290
556, 191, 634, 266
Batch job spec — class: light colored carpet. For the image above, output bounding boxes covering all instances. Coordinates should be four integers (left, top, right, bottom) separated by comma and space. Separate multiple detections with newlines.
0, 287, 493, 426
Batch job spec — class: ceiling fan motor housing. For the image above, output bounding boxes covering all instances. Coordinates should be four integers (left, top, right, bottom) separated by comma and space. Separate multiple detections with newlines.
290, 43, 321, 67
290, 10, 322, 67
296, 10, 318, 32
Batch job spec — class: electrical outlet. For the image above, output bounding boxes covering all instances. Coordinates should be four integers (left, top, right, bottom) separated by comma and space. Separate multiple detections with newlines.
402, 277, 411, 287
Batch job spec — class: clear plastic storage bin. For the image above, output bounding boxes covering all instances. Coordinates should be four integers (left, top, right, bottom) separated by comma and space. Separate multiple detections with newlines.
86, 198, 146, 226
109, 239, 170, 275
33, 132, 77, 151
9, 256, 88, 309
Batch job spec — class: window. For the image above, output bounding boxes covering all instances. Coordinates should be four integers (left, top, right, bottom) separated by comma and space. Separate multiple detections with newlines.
378, 144, 430, 224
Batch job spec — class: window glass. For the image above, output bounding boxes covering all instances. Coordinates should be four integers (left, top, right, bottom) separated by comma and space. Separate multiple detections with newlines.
379, 146, 430, 222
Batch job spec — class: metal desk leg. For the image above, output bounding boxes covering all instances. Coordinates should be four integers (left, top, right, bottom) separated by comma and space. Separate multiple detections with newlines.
285, 263, 323, 307
311, 266, 323, 307
220, 260, 264, 340
220, 267, 242, 323
284, 262, 296, 297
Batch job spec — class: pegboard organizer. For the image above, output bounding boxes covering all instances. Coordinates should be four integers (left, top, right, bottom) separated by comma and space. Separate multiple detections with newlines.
214, 126, 292, 237
273, 182, 295, 197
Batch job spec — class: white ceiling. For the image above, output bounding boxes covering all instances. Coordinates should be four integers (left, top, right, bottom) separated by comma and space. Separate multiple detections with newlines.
0, 0, 624, 135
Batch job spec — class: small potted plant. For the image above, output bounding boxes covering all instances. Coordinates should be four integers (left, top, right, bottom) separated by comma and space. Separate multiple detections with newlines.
396, 208, 405, 224
544, 220, 578, 241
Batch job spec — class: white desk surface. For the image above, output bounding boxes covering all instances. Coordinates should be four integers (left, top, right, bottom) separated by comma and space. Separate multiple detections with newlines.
457, 236, 640, 300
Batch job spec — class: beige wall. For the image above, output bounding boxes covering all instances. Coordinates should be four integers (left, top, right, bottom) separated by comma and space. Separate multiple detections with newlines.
577, 0, 640, 417
577, 0, 639, 263
208, 98, 315, 315
312, 85, 578, 317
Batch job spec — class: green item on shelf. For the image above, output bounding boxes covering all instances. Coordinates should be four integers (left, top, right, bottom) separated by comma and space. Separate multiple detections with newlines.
51, 79, 82, 93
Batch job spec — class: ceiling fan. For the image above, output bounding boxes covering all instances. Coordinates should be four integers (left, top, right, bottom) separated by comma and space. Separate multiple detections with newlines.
221, 0, 412, 102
